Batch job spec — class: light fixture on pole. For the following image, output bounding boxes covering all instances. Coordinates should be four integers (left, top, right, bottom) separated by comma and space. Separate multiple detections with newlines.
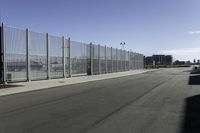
120, 42, 126, 50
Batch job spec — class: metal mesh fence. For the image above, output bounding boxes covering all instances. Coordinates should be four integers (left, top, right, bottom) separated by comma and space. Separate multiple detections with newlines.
106, 47, 112, 73
129, 52, 144, 70
4, 26, 27, 81
125, 51, 129, 71
29, 31, 47, 80
65, 39, 69, 77
112, 48, 117, 72
92, 44, 99, 75
129, 52, 133, 70
1, 24, 144, 83
49, 35, 63, 78
117, 49, 122, 72
122, 50, 126, 71
71, 41, 89, 76
139, 54, 144, 69
100, 45, 106, 73
133, 53, 137, 69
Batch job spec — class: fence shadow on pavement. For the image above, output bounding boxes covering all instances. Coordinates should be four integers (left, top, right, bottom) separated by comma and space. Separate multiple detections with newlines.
181, 95, 200, 133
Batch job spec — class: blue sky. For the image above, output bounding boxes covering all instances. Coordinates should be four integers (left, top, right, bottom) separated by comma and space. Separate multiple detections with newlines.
1, 0, 200, 61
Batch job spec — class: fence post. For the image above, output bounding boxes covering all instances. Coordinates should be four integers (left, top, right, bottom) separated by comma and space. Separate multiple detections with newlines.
142, 54, 144, 69
62, 36, 65, 78
0, 24, 2, 83
120, 49, 121, 71
136, 53, 138, 69
122, 50, 123, 71
26, 29, 31, 81
90, 42, 93, 75
129, 52, 132, 70
111, 47, 113, 73
46, 33, 50, 79
1, 23, 6, 84
116, 48, 118, 72
68, 37, 71, 77
98, 44, 101, 74
128, 51, 130, 70
135, 53, 137, 69
124, 50, 126, 71
105, 45, 107, 73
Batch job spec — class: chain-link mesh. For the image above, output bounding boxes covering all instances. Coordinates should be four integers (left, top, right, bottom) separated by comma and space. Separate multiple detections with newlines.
29, 31, 47, 80
4, 26, 27, 81
49, 35, 63, 78
71, 41, 89, 76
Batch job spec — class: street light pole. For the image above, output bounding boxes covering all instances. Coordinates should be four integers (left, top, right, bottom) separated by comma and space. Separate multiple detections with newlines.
120, 42, 126, 50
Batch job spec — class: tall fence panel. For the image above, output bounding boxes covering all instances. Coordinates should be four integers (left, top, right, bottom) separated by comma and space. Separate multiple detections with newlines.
117, 49, 121, 72
100, 45, 106, 73
106, 47, 112, 73
29, 31, 47, 80
112, 48, 117, 72
71, 41, 89, 76
49, 35, 63, 78
133, 52, 137, 69
92, 44, 99, 75
136, 53, 140, 69
129, 52, 133, 70
65, 38, 69, 77
4, 26, 27, 81
140, 54, 144, 69
122, 50, 126, 71
125, 51, 129, 71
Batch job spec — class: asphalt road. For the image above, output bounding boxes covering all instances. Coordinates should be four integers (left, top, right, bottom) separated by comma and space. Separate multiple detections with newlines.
0, 68, 200, 133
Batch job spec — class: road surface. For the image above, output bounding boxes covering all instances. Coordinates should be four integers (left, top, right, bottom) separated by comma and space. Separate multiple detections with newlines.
0, 68, 199, 133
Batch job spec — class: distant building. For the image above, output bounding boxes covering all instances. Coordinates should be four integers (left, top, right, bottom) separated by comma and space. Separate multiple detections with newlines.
173, 60, 186, 65
145, 56, 153, 65
145, 55, 173, 65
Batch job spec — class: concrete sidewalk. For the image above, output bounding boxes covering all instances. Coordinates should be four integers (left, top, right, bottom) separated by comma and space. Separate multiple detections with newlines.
0, 69, 157, 97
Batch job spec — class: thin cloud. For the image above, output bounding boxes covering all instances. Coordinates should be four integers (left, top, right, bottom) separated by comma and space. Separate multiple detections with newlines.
161, 48, 200, 55
161, 48, 200, 61
189, 31, 200, 35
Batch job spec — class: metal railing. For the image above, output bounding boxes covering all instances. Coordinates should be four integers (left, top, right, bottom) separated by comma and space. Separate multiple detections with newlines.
0, 24, 144, 83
